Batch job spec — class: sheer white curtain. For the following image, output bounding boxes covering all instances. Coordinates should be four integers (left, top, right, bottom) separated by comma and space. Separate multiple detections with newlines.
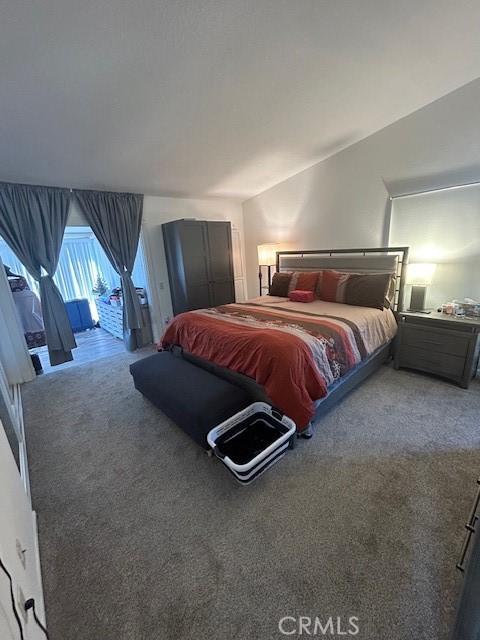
55, 237, 120, 319
0, 258, 35, 384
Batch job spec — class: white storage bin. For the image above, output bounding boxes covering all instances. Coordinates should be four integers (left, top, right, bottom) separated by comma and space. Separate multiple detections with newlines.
207, 402, 296, 485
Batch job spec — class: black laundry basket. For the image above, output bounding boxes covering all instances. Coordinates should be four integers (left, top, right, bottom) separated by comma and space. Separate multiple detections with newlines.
207, 403, 296, 484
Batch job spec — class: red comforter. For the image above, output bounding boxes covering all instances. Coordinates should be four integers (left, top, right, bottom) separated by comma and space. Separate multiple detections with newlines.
161, 303, 366, 430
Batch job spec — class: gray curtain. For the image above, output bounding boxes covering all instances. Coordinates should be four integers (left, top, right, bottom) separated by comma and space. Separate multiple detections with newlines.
0, 182, 76, 365
74, 189, 144, 351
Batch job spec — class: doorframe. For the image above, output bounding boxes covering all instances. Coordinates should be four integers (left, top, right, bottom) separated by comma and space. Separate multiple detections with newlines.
0, 359, 31, 501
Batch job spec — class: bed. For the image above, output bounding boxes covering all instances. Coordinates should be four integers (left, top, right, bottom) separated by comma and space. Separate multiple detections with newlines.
161, 247, 409, 434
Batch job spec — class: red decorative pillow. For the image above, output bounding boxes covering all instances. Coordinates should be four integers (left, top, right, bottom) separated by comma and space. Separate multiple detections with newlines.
319, 270, 350, 302
289, 289, 314, 303
288, 271, 319, 293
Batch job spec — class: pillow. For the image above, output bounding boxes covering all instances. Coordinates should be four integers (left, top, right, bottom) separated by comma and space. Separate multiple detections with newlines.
287, 271, 319, 294
269, 271, 292, 297
318, 270, 350, 302
289, 289, 314, 303
318, 270, 395, 309
344, 272, 393, 310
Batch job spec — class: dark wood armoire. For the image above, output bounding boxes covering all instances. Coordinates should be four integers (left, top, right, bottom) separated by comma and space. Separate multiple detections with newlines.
162, 219, 235, 315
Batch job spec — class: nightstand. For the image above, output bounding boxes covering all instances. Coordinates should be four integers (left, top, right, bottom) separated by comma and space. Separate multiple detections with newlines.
394, 311, 480, 388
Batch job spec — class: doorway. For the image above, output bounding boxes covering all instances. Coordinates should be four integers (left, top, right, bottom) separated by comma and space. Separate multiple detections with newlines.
1, 227, 154, 373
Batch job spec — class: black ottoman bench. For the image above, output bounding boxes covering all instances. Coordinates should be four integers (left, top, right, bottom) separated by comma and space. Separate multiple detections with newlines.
129, 351, 253, 448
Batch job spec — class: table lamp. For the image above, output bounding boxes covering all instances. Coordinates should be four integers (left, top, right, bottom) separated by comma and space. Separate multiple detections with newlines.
257, 243, 278, 295
407, 263, 436, 312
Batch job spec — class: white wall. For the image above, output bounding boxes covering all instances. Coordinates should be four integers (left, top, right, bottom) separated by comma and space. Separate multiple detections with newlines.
141, 195, 246, 341
0, 420, 45, 640
242, 78, 480, 299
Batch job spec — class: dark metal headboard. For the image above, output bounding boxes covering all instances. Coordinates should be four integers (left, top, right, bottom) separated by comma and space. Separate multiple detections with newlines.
275, 246, 410, 312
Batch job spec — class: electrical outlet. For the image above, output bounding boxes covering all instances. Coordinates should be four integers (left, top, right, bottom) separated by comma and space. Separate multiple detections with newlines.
16, 586, 27, 623
16, 539, 26, 569
159, 281, 165, 290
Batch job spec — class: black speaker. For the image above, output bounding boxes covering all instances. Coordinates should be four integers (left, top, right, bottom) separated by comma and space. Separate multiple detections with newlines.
409, 285, 426, 311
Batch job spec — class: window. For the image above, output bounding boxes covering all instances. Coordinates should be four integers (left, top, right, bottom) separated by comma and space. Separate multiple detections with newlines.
389, 183, 480, 308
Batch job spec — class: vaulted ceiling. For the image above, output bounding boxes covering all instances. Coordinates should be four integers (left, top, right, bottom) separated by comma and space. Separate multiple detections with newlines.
1, 0, 480, 199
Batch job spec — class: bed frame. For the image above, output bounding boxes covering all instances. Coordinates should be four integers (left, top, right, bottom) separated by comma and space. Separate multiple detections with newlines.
274, 246, 410, 433
273, 246, 409, 432
180, 246, 410, 437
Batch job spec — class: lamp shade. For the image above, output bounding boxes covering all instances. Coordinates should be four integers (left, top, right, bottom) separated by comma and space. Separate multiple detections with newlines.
406, 263, 436, 286
257, 243, 278, 265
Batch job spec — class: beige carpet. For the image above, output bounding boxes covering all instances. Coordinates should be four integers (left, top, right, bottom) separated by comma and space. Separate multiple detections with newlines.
22, 353, 480, 639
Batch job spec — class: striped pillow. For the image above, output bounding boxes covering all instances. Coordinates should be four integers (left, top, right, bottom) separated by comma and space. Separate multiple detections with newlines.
319, 270, 350, 302
288, 271, 320, 294
318, 270, 394, 309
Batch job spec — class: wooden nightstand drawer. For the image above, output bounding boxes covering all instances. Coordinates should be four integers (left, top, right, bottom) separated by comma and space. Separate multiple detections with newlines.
402, 325, 470, 357
398, 345, 466, 379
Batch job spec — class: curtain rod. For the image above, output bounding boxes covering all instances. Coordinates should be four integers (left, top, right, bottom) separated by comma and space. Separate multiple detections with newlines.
0, 181, 142, 197
390, 179, 480, 200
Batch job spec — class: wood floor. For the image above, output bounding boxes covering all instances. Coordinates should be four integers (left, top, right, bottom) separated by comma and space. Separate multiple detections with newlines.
32, 328, 156, 374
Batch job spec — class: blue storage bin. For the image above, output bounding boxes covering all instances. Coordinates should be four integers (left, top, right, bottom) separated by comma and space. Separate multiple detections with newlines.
66, 299, 95, 333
